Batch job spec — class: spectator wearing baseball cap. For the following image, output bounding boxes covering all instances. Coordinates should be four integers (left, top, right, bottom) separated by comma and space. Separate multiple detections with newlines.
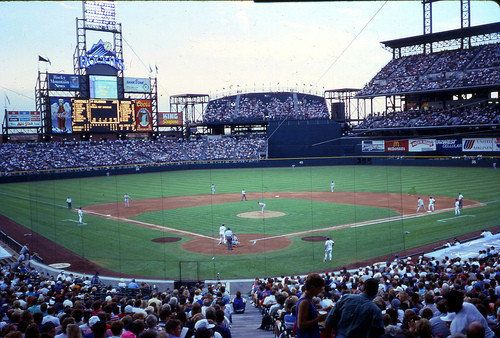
41, 321, 57, 337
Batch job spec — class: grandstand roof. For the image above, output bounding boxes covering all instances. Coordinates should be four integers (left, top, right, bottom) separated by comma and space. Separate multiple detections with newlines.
381, 22, 500, 49
170, 94, 209, 98
325, 88, 361, 93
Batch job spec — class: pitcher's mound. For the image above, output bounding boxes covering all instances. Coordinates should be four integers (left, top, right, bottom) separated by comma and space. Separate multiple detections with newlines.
237, 211, 286, 219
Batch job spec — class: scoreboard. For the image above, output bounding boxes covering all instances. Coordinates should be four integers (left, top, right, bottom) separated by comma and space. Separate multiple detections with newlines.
71, 99, 148, 132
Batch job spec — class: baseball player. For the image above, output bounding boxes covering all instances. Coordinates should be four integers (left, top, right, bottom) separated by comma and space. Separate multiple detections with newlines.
324, 237, 335, 262
416, 197, 425, 213
224, 227, 234, 251
124, 194, 130, 207
454, 199, 461, 216
428, 196, 436, 212
458, 192, 464, 210
218, 224, 227, 245
211, 183, 216, 195
66, 196, 72, 209
241, 189, 247, 201
77, 207, 84, 224
330, 180, 335, 192
258, 201, 266, 213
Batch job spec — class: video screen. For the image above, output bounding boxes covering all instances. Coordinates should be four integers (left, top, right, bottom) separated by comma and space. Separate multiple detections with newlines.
89, 75, 118, 99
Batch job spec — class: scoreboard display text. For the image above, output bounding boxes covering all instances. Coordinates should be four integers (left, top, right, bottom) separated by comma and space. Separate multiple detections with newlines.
72, 99, 136, 132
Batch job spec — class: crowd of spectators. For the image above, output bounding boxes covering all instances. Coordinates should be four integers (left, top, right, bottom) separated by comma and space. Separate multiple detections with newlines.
251, 240, 500, 338
355, 103, 500, 130
203, 92, 329, 123
0, 135, 267, 175
358, 43, 500, 96
0, 231, 498, 338
0, 259, 240, 338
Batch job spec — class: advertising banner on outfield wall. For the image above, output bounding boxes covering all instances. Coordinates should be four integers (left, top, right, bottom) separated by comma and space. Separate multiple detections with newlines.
408, 139, 436, 152
134, 99, 152, 131
385, 140, 408, 152
436, 139, 462, 153
124, 77, 151, 93
6, 111, 41, 127
158, 112, 183, 126
49, 97, 73, 134
361, 140, 384, 152
462, 138, 498, 152
48, 74, 81, 91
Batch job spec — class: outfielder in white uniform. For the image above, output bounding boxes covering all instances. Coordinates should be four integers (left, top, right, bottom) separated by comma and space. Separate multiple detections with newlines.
218, 224, 227, 245
324, 237, 335, 262
330, 180, 335, 192
454, 199, 461, 216
258, 201, 266, 213
124, 194, 130, 207
77, 207, 83, 224
428, 196, 435, 212
416, 197, 425, 213
211, 184, 216, 195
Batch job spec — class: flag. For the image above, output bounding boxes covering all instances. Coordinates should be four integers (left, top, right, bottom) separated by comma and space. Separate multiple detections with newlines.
38, 55, 51, 64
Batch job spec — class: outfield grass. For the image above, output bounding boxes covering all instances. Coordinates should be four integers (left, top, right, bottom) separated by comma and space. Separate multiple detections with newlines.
0, 165, 499, 279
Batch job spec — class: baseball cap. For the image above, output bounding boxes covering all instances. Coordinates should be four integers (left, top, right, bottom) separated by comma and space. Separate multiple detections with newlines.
124, 305, 134, 313
194, 319, 215, 330
391, 298, 401, 309
88, 316, 100, 327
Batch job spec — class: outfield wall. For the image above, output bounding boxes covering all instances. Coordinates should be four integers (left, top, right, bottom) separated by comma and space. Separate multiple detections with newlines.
0, 155, 497, 184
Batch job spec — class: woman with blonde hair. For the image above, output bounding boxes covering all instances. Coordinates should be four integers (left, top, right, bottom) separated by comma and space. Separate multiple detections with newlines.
66, 324, 82, 338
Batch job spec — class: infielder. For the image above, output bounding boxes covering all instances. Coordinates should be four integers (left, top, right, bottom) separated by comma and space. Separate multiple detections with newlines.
124, 194, 130, 207
218, 224, 227, 245
454, 199, 461, 216
211, 183, 216, 195
330, 180, 335, 192
77, 207, 84, 224
428, 196, 435, 212
241, 189, 247, 201
324, 237, 335, 262
66, 196, 72, 209
458, 192, 464, 210
416, 197, 424, 213
258, 201, 266, 213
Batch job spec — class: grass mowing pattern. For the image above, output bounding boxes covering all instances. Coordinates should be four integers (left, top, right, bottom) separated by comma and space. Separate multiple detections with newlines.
0, 165, 498, 279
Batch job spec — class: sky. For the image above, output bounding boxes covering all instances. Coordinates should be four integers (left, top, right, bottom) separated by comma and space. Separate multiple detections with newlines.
0, 0, 499, 124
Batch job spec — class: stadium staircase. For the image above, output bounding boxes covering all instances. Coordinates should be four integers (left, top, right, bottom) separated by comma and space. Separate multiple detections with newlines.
230, 301, 275, 337
235, 94, 241, 114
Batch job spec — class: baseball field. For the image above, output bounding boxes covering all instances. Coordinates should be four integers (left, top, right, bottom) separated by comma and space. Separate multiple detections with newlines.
1, 164, 499, 280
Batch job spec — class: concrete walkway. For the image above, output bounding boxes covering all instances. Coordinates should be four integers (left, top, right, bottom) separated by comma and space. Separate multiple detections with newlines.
230, 301, 275, 338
